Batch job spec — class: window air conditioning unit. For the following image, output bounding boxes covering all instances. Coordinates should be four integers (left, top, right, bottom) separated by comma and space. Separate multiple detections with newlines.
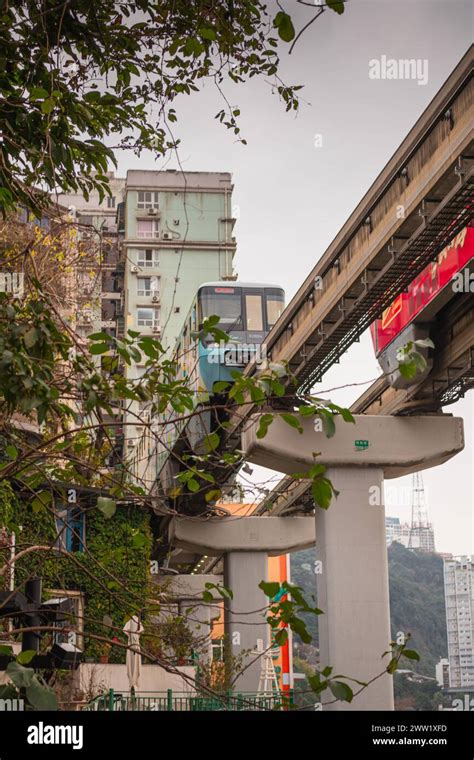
162, 232, 173, 241
152, 295, 160, 303
131, 265, 139, 273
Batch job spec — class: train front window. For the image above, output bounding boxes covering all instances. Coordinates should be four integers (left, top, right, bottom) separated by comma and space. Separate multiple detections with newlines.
245, 294, 263, 331
266, 292, 285, 328
199, 287, 243, 332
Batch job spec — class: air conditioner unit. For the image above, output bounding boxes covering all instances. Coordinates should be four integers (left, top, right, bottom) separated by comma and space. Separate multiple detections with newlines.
152, 325, 161, 334
147, 208, 158, 216
131, 265, 139, 273
162, 232, 173, 241
152, 295, 160, 303
127, 439, 137, 448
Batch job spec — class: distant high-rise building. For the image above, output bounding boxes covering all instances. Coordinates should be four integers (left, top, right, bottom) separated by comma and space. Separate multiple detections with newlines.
435, 657, 450, 689
443, 556, 474, 689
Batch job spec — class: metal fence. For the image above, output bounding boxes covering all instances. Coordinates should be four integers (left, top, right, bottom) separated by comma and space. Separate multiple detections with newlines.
84, 689, 293, 712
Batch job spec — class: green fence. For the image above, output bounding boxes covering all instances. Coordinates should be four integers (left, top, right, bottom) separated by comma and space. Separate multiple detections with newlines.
84, 689, 293, 712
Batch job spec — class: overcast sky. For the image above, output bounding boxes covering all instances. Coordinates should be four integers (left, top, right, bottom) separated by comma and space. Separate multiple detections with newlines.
116, 0, 473, 555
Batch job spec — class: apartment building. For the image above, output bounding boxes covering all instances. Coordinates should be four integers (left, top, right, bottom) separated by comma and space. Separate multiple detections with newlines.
57, 169, 237, 487
444, 556, 474, 689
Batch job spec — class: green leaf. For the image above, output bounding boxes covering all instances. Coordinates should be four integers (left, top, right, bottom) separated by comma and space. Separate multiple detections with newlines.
274, 12, 296, 42
386, 657, 399, 674
205, 489, 222, 503
89, 343, 109, 355
259, 581, 281, 598
97, 497, 116, 519
5, 445, 18, 460
31, 491, 52, 514
6, 661, 35, 688
281, 413, 303, 434
0, 645, 13, 656
131, 531, 146, 549
274, 628, 288, 646
17, 650, 36, 665
29, 86, 49, 99
212, 381, 230, 393
187, 478, 200, 493
318, 410, 336, 438
329, 680, 353, 702
198, 27, 217, 41
402, 649, 420, 661
26, 677, 58, 711
203, 432, 220, 453
256, 413, 274, 439
327, 0, 345, 13
311, 478, 333, 510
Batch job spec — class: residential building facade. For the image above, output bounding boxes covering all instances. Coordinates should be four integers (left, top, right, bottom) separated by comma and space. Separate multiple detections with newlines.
444, 556, 474, 689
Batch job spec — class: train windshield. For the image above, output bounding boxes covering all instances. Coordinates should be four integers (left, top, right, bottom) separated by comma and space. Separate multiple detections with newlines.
265, 290, 285, 328
199, 286, 243, 330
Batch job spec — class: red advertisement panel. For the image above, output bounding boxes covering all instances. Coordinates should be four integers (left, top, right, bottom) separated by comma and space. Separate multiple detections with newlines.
371, 226, 474, 356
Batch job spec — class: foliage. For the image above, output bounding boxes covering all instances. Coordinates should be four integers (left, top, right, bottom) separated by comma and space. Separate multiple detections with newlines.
0, 481, 152, 663
388, 541, 448, 677
396, 338, 435, 381
0, 0, 343, 216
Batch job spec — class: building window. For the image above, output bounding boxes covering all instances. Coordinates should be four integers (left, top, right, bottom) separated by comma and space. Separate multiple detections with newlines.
137, 219, 160, 239
55, 507, 86, 553
137, 191, 159, 209
137, 308, 159, 327
138, 249, 159, 268
48, 590, 85, 651
137, 277, 152, 297
137, 276, 159, 297
107, 196, 116, 208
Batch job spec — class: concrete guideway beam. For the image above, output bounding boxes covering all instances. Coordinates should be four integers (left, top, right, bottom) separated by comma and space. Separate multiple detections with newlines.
242, 414, 464, 478
169, 516, 315, 557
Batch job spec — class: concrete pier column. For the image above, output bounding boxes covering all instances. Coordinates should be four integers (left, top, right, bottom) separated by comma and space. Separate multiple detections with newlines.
178, 600, 220, 666
224, 551, 269, 693
315, 467, 393, 710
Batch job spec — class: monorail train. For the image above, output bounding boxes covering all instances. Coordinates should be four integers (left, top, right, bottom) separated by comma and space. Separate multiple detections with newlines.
176, 281, 285, 393
157, 282, 285, 489
370, 225, 473, 388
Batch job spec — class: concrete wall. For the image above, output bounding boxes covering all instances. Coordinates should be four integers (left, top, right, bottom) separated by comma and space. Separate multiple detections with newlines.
74, 662, 196, 697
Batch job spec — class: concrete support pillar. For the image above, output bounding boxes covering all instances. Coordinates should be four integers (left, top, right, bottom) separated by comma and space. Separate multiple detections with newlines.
316, 467, 393, 710
242, 413, 464, 710
224, 551, 268, 693
178, 600, 219, 666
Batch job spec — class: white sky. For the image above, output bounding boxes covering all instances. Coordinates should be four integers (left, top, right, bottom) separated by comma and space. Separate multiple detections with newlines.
116, 0, 473, 554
